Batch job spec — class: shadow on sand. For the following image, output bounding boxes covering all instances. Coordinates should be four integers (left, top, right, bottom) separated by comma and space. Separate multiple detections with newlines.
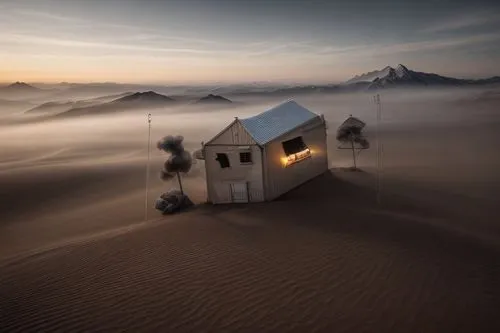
197, 169, 500, 254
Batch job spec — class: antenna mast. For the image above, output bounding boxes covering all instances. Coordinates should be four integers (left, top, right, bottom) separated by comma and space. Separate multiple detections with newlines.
374, 94, 383, 205
145, 113, 152, 220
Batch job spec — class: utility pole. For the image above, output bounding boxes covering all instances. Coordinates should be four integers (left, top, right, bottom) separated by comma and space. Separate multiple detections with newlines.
145, 113, 152, 220
374, 94, 382, 205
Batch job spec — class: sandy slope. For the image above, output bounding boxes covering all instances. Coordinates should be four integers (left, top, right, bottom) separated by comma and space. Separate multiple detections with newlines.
1, 171, 499, 333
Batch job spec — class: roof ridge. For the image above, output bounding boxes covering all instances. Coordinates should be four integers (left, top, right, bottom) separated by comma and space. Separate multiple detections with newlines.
241, 99, 300, 120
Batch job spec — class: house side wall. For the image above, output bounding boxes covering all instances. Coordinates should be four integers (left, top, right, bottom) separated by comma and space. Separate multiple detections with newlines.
263, 117, 328, 200
208, 120, 256, 145
205, 145, 264, 204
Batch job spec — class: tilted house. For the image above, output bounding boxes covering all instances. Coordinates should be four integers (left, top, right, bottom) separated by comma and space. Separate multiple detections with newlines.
202, 100, 328, 204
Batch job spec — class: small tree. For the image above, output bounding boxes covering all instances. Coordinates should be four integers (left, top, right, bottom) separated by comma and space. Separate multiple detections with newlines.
336, 115, 370, 169
157, 135, 192, 195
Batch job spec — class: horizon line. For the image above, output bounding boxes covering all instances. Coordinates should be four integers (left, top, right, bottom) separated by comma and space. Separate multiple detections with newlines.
1, 63, 499, 87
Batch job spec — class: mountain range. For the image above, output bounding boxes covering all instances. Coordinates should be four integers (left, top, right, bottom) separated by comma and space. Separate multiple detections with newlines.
42, 92, 234, 118
52, 91, 177, 117
25, 92, 133, 114
228, 65, 500, 96
2, 64, 500, 107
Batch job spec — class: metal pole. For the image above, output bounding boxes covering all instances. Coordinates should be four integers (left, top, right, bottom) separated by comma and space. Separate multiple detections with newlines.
145, 113, 152, 220
375, 94, 382, 205
379, 95, 383, 205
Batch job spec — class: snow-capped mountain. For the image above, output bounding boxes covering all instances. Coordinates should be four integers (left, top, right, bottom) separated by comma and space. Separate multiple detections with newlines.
344, 64, 485, 89
344, 66, 393, 84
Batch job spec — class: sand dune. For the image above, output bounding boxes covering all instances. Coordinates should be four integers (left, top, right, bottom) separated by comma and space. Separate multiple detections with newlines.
1, 171, 499, 332
1, 90, 500, 332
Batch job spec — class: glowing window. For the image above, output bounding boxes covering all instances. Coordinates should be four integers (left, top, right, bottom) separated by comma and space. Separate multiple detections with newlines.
281, 136, 311, 167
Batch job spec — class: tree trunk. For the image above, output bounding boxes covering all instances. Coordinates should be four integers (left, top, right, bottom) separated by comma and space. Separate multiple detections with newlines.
350, 135, 357, 169
176, 172, 184, 195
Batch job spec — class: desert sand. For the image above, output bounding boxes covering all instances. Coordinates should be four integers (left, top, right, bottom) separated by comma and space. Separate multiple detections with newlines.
1, 90, 500, 332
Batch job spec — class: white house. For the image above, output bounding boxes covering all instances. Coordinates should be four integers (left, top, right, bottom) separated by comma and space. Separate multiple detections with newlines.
201, 100, 328, 204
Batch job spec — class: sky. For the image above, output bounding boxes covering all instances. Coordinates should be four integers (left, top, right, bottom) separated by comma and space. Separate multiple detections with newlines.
1, 0, 500, 84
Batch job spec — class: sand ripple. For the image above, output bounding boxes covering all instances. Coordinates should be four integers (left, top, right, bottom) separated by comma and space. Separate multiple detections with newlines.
1, 205, 499, 333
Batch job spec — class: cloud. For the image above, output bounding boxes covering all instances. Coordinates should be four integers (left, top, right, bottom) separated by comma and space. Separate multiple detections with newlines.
0, 33, 228, 55
14, 9, 79, 23
8, 8, 172, 37
314, 45, 368, 55
5, 8, 237, 50
308, 33, 500, 59
12, 9, 137, 30
422, 13, 500, 33
3, 27, 498, 62
373, 33, 500, 55
241, 40, 315, 57
0, 27, 321, 60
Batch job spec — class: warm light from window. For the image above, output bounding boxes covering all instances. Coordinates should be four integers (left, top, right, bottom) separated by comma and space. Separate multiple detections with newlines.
281, 148, 311, 167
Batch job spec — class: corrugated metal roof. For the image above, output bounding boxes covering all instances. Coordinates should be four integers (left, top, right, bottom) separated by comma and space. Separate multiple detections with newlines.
239, 100, 320, 145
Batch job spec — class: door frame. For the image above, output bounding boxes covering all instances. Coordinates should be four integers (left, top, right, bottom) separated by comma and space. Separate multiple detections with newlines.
230, 181, 249, 203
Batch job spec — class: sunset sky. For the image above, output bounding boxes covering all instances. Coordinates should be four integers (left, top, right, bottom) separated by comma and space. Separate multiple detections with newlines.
1, 0, 499, 84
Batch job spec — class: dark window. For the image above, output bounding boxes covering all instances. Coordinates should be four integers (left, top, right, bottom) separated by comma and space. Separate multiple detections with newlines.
239, 152, 252, 164
216, 153, 230, 168
282, 136, 308, 155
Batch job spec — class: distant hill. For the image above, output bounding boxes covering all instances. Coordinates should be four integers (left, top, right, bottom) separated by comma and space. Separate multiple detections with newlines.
89, 92, 133, 103
25, 92, 134, 115
55, 91, 176, 118
25, 101, 75, 114
0, 82, 48, 100
195, 94, 232, 104
473, 76, 500, 85
114, 91, 174, 104
1, 82, 40, 92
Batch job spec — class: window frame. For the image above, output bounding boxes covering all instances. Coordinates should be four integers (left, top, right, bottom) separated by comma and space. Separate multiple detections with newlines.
281, 136, 311, 167
215, 153, 231, 168
239, 151, 253, 165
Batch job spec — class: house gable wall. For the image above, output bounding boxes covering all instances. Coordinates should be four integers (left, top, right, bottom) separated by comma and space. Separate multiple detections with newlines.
207, 120, 256, 145
204, 144, 264, 203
